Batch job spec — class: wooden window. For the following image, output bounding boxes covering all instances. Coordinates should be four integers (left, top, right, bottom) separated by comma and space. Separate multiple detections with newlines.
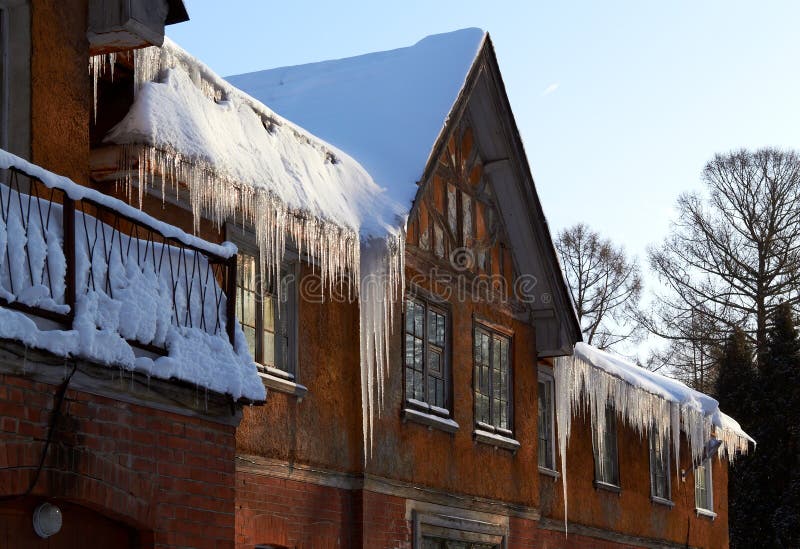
592, 405, 620, 488
695, 462, 713, 512
414, 508, 505, 548
473, 324, 512, 434
422, 537, 500, 549
649, 426, 671, 502
538, 367, 556, 471
235, 249, 296, 380
404, 296, 450, 414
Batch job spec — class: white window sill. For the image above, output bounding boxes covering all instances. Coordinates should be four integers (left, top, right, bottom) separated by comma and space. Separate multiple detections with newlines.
473, 428, 520, 452
402, 407, 459, 433
538, 466, 560, 479
258, 370, 308, 398
593, 480, 621, 494
695, 508, 717, 520
651, 495, 675, 508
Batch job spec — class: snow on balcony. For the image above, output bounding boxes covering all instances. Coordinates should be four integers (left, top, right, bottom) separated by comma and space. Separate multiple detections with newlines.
0, 148, 264, 402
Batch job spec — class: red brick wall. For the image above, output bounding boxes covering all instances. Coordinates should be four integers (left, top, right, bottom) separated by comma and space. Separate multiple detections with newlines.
235, 469, 354, 548
0, 372, 239, 548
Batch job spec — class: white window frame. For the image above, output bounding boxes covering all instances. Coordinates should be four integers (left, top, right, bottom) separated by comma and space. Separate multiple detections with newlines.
227, 225, 305, 398
648, 427, 673, 506
694, 461, 716, 518
537, 364, 558, 476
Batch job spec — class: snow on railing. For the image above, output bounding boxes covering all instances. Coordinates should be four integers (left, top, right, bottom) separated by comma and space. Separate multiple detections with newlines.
0, 150, 264, 401
0, 164, 236, 350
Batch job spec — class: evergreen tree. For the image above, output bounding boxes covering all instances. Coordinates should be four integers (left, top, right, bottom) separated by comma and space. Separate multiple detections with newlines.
761, 303, 800, 547
724, 303, 800, 548
714, 329, 762, 548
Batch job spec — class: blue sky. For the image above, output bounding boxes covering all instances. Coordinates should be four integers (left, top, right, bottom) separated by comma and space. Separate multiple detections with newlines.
169, 0, 800, 274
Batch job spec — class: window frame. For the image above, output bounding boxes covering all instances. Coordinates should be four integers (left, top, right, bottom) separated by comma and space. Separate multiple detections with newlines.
227, 225, 302, 396
648, 426, 673, 506
694, 461, 715, 517
592, 404, 621, 491
472, 320, 516, 450
413, 509, 507, 549
402, 291, 453, 418
537, 365, 558, 475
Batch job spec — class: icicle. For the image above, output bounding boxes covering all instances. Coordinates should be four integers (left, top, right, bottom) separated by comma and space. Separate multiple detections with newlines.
553, 347, 753, 538
554, 354, 573, 536
121, 39, 409, 459
89, 52, 118, 123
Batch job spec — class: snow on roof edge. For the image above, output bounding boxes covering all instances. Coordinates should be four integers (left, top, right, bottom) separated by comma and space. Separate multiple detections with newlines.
573, 342, 754, 444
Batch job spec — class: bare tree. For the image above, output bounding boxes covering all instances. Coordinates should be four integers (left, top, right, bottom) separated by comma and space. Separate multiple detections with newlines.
645, 312, 719, 393
647, 148, 800, 367
555, 223, 643, 350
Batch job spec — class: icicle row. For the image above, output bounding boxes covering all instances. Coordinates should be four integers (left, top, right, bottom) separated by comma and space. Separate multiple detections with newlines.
89, 52, 117, 123
118, 144, 405, 459
116, 39, 408, 460
553, 352, 753, 535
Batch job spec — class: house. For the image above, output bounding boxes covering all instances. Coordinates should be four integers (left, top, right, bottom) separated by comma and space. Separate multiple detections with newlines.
0, 2, 752, 548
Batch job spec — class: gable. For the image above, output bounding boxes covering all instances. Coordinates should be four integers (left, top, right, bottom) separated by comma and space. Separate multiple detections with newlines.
410, 38, 581, 357
407, 124, 518, 302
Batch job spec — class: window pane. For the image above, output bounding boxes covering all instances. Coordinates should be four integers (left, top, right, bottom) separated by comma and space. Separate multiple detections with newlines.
243, 325, 256, 359
429, 309, 445, 347
237, 253, 258, 360
406, 300, 415, 331
538, 380, 553, 469
414, 301, 424, 337
429, 349, 442, 375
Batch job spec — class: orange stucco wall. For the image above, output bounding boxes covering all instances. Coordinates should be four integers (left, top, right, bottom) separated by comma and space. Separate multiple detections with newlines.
540, 410, 730, 547
31, 0, 90, 183
236, 265, 364, 473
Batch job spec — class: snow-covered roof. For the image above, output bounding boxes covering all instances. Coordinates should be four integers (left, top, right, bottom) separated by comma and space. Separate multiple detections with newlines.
570, 342, 754, 451
106, 39, 405, 241
226, 28, 487, 210
554, 342, 753, 533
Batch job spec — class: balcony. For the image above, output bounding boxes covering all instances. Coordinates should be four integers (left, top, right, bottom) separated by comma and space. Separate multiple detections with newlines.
0, 149, 264, 402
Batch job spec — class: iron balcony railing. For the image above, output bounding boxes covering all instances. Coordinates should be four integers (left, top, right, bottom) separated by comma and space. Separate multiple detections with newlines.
0, 164, 237, 355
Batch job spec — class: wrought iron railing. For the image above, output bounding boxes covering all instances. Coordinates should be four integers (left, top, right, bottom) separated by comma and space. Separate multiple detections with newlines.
0, 165, 236, 353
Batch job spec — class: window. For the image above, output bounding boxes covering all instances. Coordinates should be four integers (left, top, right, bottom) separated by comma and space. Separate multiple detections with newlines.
404, 296, 450, 413
227, 223, 300, 394
695, 462, 714, 513
538, 366, 556, 472
592, 405, 620, 488
413, 508, 505, 549
0, 0, 31, 158
422, 537, 500, 549
236, 251, 296, 378
649, 426, 671, 502
473, 324, 512, 434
